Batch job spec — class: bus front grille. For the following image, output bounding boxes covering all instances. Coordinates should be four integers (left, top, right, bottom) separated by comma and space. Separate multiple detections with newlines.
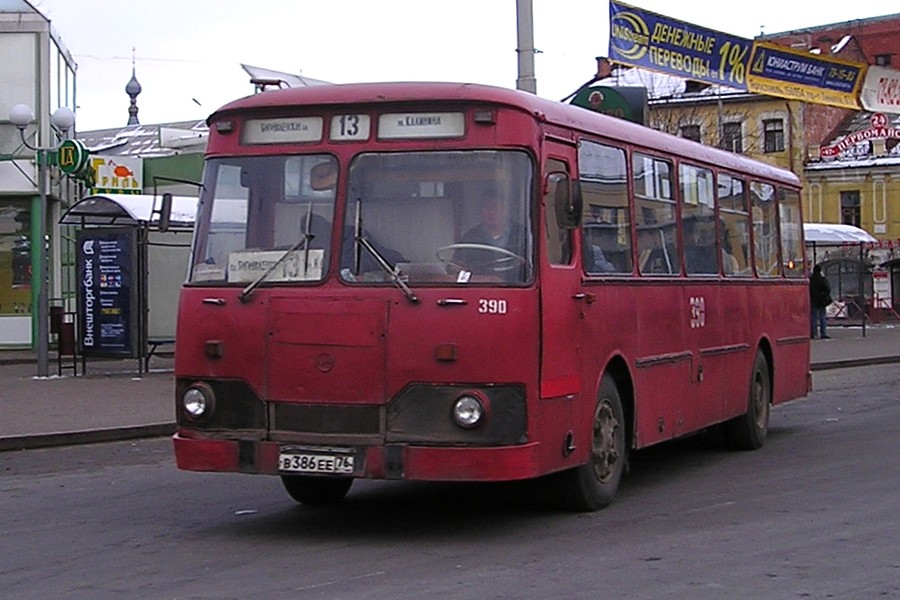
270, 403, 382, 436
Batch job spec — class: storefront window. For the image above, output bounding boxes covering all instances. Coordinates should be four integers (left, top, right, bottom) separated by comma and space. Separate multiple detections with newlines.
0, 201, 32, 314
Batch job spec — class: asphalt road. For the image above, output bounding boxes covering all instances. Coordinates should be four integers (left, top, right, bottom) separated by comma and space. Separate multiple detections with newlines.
1, 365, 898, 600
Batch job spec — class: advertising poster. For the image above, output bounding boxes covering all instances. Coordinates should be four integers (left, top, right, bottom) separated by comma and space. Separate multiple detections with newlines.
88, 155, 143, 195
608, 0, 752, 90
859, 65, 900, 114
76, 228, 137, 357
747, 42, 866, 110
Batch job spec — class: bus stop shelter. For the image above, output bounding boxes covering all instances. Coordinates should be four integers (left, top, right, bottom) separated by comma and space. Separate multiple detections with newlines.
804, 223, 876, 335
60, 193, 196, 374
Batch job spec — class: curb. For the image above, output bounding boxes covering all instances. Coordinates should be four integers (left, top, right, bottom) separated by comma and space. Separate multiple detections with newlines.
810, 355, 900, 371
0, 423, 176, 452
2, 355, 898, 452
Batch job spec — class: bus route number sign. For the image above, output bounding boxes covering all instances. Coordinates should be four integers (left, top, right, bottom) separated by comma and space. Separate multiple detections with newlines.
330, 114, 371, 141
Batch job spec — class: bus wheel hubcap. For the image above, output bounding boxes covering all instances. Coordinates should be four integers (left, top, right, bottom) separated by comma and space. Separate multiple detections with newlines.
592, 401, 620, 483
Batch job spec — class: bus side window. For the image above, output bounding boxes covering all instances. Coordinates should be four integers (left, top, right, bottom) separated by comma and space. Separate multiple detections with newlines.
779, 187, 805, 278
680, 163, 717, 276
752, 181, 780, 277
577, 141, 632, 275
544, 159, 572, 266
634, 153, 678, 275
718, 174, 752, 277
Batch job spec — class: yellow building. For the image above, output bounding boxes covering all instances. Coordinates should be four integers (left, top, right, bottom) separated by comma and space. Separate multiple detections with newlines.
648, 89, 807, 177
649, 93, 900, 242
805, 111, 900, 241
646, 89, 900, 315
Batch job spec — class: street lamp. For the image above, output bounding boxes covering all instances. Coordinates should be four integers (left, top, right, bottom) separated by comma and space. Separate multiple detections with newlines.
9, 103, 76, 377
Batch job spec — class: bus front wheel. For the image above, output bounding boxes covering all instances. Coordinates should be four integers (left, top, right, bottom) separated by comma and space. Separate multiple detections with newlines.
281, 475, 353, 506
557, 374, 627, 511
724, 351, 770, 450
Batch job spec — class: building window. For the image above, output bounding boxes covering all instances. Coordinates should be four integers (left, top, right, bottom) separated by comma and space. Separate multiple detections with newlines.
0, 201, 33, 315
721, 122, 743, 153
840, 190, 861, 228
680, 124, 701, 142
763, 119, 785, 153
875, 54, 893, 66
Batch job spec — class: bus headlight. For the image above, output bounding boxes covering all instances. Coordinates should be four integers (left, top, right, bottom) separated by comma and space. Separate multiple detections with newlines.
182, 383, 215, 420
451, 394, 485, 429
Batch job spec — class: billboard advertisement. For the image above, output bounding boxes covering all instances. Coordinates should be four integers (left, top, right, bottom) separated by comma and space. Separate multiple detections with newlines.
608, 0, 751, 90
77, 228, 138, 357
608, 1, 869, 110
747, 42, 865, 110
859, 65, 900, 114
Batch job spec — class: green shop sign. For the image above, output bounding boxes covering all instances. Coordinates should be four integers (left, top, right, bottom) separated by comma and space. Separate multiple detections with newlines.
570, 86, 648, 125
57, 139, 89, 175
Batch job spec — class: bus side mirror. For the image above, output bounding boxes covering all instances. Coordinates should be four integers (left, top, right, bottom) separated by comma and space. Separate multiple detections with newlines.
547, 172, 582, 229
158, 192, 173, 232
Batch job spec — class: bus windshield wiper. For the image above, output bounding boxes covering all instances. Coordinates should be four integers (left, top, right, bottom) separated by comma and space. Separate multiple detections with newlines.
353, 198, 418, 304
356, 234, 419, 304
238, 236, 312, 303
239, 202, 315, 303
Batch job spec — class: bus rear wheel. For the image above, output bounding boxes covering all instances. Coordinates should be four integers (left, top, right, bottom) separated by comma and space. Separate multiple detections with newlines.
280, 475, 353, 506
724, 351, 770, 450
557, 374, 627, 511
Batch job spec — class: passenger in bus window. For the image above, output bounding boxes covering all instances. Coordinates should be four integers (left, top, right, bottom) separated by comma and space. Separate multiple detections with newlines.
683, 217, 718, 275
588, 244, 617, 273
638, 227, 673, 274
582, 224, 618, 273
721, 232, 741, 275
453, 185, 526, 279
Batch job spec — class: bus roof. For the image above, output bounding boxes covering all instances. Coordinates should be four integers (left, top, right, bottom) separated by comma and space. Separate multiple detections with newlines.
209, 81, 801, 187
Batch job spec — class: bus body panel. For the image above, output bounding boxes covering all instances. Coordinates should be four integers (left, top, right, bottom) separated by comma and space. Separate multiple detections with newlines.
174, 82, 810, 499
174, 284, 587, 480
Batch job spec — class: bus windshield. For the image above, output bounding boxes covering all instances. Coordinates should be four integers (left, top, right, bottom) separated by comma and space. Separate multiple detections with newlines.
190, 149, 534, 286
190, 154, 338, 284
342, 150, 533, 285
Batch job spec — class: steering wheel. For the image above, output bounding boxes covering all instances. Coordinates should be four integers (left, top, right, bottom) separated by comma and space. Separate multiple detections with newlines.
436, 243, 526, 273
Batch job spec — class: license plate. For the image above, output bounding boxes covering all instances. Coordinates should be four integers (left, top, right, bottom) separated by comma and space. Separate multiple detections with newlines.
278, 447, 355, 474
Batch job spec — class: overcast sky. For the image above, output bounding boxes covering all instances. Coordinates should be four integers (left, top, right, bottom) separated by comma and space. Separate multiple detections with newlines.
28, 0, 900, 131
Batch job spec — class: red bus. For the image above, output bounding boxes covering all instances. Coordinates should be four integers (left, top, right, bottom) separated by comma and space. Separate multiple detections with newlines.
173, 82, 810, 511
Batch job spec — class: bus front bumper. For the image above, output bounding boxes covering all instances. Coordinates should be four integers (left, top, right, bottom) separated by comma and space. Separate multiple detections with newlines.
173, 432, 544, 482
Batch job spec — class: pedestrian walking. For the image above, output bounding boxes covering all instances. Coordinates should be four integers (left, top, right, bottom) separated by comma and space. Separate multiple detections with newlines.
809, 264, 832, 339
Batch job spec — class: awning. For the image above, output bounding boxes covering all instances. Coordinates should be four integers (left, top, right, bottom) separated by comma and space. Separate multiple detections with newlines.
803, 223, 877, 245
60, 193, 197, 229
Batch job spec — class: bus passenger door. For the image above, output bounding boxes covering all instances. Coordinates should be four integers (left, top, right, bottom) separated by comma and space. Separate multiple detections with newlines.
539, 153, 583, 408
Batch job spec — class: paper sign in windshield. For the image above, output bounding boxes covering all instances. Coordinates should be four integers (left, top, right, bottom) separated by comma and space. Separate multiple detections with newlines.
228, 249, 324, 283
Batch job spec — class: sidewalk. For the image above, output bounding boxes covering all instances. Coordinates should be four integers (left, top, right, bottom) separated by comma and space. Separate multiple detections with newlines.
1, 323, 898, 452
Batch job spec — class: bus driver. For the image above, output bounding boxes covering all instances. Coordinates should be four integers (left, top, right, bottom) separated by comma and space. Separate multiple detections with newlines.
452, 184, 527, 280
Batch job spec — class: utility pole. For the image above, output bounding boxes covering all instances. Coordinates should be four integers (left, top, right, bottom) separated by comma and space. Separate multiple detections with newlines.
9, 104, 77, 377
516, 0, 537, 94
